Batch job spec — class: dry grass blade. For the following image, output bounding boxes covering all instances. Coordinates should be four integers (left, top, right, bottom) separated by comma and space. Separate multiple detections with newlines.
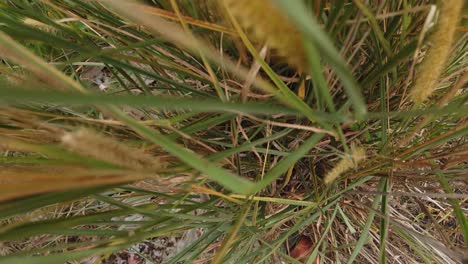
0, 32, 86, 93
134, 3, 234, 35
0, 166, 145, 202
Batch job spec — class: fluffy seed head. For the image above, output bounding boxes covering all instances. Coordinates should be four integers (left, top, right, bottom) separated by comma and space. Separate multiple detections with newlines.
223, 0, 308, 72
62, 128, 162, 170
410, 0, 463, 104
324, 144, 366, 185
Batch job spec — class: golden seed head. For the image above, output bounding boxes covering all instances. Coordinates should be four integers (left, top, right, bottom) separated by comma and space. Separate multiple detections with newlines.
324, 144, 366, 185
410, 0, 463, 104
223, 0, 308, 72
61, 128, 162, 170
23, 18, 55, 32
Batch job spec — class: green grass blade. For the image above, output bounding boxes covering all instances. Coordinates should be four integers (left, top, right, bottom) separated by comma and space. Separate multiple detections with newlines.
347, 178, 386, 264
0, 85, 301, 116
106, 106, 256, 194
273, 0, 367, 118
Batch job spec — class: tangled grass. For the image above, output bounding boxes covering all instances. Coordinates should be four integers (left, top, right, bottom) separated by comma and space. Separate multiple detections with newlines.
0, 0, 466, 263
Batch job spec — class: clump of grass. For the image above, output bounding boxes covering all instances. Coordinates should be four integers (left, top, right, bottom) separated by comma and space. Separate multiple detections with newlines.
0, 0, 466, 263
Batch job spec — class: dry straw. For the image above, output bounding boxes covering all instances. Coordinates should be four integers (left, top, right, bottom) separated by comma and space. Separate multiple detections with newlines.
409, 0, 463, 104
324, 144, 366, 185
223, 0, 308, 72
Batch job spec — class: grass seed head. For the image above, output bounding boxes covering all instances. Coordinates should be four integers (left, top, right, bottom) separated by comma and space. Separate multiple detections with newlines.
61, 128, 162, 170
410, 0, 464, 104
223, 0, 308, 72
324, 144, 366, 185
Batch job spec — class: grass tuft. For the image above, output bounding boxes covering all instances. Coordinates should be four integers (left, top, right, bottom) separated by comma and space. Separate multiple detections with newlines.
0, 0, 466, 263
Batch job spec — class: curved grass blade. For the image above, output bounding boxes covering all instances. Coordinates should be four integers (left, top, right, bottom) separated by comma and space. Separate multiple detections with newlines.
272, 0, 367, 119
107, 106, 256, 194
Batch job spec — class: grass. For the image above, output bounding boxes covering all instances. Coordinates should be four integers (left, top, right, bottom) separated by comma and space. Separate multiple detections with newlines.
0, 0, 466, 263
